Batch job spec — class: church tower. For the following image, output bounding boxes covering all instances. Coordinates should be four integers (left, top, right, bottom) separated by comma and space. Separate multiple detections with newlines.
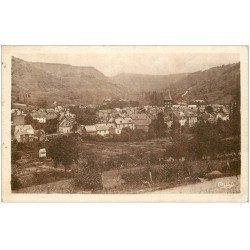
164, 90, 172, 111
163, 90, 173, 129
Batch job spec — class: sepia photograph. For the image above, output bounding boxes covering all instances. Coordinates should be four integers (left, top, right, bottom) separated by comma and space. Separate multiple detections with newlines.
1, 46, 248, 202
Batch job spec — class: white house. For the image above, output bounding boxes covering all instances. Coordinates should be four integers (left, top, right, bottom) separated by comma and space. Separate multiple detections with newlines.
85, 125, 97, 135
188, 104, 198, 110
115, 117, 134, 130
216, 112, 229, 121
106, 123, 122, 135
184, 111, 198, 127
173, 112, 187, 127
95, 124, 109, 136
32, 112, 47, 123
14, 125, 35, 143
39, 148, 46, 158
58, 118, 74, 133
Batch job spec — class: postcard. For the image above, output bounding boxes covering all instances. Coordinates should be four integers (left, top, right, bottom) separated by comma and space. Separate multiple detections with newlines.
1, 45, 248, 202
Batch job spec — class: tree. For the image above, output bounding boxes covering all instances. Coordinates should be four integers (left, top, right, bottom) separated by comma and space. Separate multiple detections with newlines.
133, 129, 147, 141
11, 140, 21, 164
205, 105, 214, 114
25, 113, 35, 125
150, 112, 167, 138
166, 134, 189, 159
74, 157, 103, 191
230, 90, 240, 137
45, 118, 59, 134
120, 127, 133, 142
37, 98, 48, 108
47, 135, 79, 172
189, 122, 222, 159
11, 165, 22, 190
70, 106, 97, 125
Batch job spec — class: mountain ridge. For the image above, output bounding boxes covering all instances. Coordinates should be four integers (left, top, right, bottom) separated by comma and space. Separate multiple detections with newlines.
113, 62, 240, 104
12, 57, 240, 106
11, 57, 123, 105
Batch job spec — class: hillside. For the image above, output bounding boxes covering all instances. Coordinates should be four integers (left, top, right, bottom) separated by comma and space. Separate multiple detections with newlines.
11, 57, 123, 106
12, 57, 240, 106
112, 63, 240, 104
172, 62, 240, 104
112, 73, 188, 92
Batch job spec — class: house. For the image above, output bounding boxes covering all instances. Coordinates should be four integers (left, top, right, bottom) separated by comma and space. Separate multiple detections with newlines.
84, 125, 97, 136
77, 125, 85, 135
39, 148, 46, 158
164, 115, 173, 129
65, 110, 76, 119
188, 115, 198, 127
166, 156, 175, 162
194, 99, 205, 103
58, 118, 74, 133
173, 112, 187, 127
98, 109, 112, 122
13, 103, 27, 110
32, 110, 47, 123
13, 115, 25, 126
115, 117, 134, 130
172, 104, 180, 110
12, 108, 22, 115
95, 124, 109, 136
212, 104, 224, 112
207, 113, 216, 124
14, 125, 35, 143
46, 108, 55, 113
46, 112, 58, 121
201, 112, 216, 124
198, 105, 206, 113
133, 119, 151, 132
104, 123, 116, 134
188, 104, 198, 110
216, 112, 229, 121
105, 123, 122, 135
55, 106, 63, 113
184, 111, 198, 127
58, 112, 65, 121
130, 114, 151, 132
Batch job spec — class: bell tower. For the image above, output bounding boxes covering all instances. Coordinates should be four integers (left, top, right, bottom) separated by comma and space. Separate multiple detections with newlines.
164, 90, 172, 111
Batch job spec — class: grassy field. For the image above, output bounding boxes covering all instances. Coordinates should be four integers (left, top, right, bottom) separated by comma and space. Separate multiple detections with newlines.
14, 137, 239, 193
78, 138, 171, 161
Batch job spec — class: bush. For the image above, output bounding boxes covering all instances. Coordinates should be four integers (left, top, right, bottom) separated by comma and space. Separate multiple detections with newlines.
228, 159, 241, 175
33, 171, 70, 186
11, 173, 22, 190
121, 169, 149, 184
74, 162, 103, 191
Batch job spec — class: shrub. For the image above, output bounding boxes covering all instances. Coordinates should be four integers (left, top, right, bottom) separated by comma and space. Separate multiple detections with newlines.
228, 159, 241, 175
74, 162, 103, 191
121, 169, 149, 184
11, 173, 22, 190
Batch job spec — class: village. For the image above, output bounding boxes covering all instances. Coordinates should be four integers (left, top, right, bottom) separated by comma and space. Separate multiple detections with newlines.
12, 91, 231, 143
11, 90, 240, 193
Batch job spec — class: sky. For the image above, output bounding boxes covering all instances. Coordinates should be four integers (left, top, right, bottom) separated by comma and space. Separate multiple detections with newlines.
16, 52, 240, 77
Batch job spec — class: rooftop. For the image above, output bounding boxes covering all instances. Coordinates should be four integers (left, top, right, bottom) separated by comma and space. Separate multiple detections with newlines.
164, 90, 172, 101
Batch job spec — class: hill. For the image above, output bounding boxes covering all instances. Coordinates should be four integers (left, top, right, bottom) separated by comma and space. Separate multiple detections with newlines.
12, 57, 240, 107
11, 57, 123, 106
172, 62, 240, 104
111, 73, 188, 92
112, 63, 240, 104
